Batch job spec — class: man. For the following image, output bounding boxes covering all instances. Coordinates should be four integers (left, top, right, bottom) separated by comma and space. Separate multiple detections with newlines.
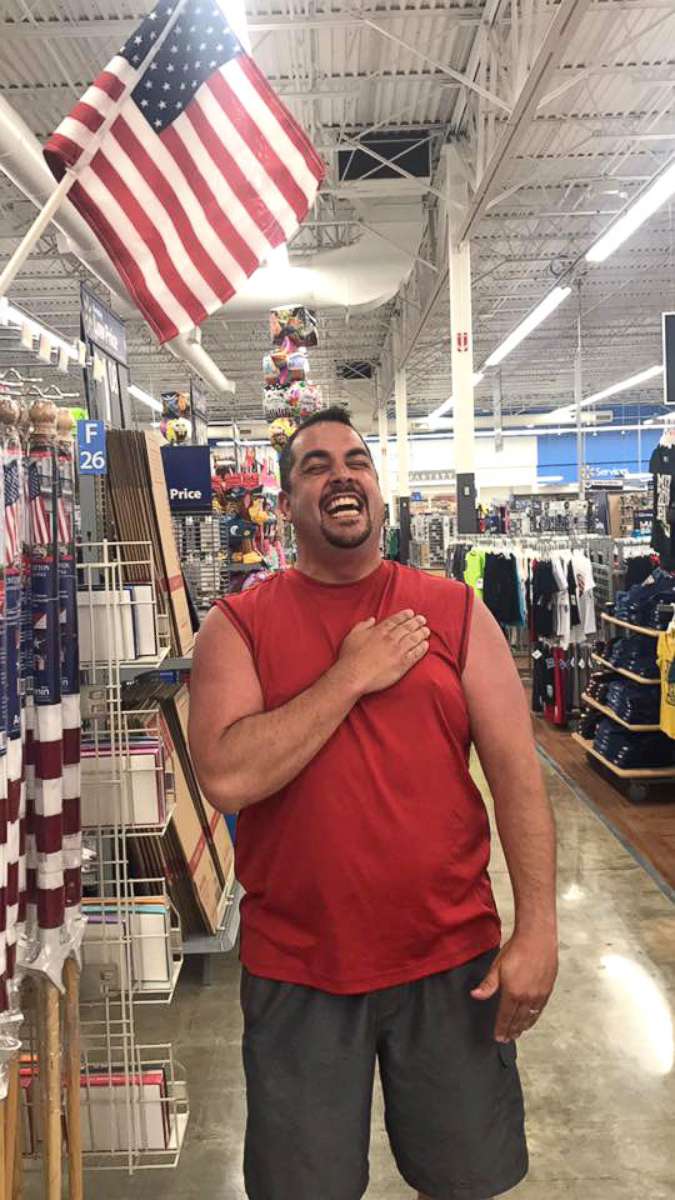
189, 408, 558, 1200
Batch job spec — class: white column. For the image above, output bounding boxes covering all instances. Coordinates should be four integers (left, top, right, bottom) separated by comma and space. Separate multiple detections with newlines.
446, 147, 477, 533
449, 240, 476, 475
376, 372, 392, 512
575, 287, 585, 501
395, 366, 409, 499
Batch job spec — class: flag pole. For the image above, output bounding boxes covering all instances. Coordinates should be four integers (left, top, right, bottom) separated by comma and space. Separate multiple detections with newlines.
0, 171, 75, 300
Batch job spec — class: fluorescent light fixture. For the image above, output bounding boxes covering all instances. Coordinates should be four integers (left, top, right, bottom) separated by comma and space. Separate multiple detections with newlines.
0, 297, 78, 361
427, 373, 484, 425
128, 383, 162, 414
549, 363, 664, 422
484, 287, 572, 368
587, 158, 675, 263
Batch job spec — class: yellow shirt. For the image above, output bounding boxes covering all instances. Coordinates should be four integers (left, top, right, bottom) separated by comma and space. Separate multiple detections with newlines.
657, 629, 675, 739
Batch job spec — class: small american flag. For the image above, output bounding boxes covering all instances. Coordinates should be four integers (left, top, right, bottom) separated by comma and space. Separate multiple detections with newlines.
43, 0, 325, 343
4, 457, 21, 566
27, 461, 51, 547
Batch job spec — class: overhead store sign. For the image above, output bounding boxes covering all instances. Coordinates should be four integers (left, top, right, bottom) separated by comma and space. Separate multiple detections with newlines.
663, 311, 675, 404
80, 282, 127, 364
161, 445, 213, 513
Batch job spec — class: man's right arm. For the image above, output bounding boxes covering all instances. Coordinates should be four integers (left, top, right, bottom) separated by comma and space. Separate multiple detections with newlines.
188, 605, 430, 814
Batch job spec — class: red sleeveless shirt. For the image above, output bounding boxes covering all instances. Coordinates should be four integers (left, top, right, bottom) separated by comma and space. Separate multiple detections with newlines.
216, 560, 501, 994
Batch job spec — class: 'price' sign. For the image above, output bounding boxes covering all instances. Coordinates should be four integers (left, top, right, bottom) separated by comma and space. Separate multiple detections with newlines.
77, 420, 107, 476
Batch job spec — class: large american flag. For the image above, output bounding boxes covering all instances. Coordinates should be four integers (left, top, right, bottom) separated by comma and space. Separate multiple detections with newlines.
44, 0, 325, 343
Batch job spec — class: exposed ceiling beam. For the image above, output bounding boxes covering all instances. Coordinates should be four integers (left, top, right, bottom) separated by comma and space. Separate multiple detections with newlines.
0, 71, 463, 98
0, 8, 489, 41
460, 0, 594, 241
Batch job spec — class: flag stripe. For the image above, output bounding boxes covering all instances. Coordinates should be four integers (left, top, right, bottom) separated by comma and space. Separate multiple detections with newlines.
238, 55, 325, 186
210, 67, 309, 223
93, 65, 130, 103
87, 150, 207, 325
161, 123, 258, 276
70, 180, 178, 340
67, 103, 105, 136
103, 119, 220, 315
199, 82, 297, 240
111, 112, 235, 307
184, 99, 284, 247
167, 118, 273, 266
122, 103, 248, 291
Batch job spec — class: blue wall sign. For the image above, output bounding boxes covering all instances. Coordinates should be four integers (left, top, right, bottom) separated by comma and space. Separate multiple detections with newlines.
161, 445, 213, 513
537, 429, 661, 485
77, 420, 107, 476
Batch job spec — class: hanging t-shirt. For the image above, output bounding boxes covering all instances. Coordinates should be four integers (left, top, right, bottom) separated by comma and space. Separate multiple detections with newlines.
464, 547, 485, 599
650, 444, 675, 570
573, 549, 597, 640
657, 629, 675, 739
552, 554, 571, 647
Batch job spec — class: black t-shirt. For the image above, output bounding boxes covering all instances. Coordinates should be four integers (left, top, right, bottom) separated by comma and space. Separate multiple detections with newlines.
650, 444, 675, 570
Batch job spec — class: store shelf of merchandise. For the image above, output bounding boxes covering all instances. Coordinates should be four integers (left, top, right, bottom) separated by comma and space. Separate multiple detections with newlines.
601, 613, 660, 638
580, 693, 661, 733
591, 654, 660, 686
571, 734, 675, 780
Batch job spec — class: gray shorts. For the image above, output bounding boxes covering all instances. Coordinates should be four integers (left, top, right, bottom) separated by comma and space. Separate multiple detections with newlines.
241, 949, 528, 1200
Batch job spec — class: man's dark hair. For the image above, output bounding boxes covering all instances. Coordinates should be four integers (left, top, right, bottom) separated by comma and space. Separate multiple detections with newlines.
278, 406, 372, 492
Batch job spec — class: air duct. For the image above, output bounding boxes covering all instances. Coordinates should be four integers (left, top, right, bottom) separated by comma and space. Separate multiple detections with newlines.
0, 95, 235, 394
221, 200, 424, 316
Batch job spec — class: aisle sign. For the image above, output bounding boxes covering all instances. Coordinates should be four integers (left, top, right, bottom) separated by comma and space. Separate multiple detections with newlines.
77, 420, 107, 476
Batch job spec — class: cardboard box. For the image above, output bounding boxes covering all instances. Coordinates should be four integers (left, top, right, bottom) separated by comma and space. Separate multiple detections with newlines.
173, 686, 234, 889
144, 432, 194, 656
168, 733, 223, 934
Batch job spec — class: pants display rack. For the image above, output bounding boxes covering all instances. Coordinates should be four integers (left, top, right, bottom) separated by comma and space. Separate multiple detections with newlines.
575, 570, 675, 803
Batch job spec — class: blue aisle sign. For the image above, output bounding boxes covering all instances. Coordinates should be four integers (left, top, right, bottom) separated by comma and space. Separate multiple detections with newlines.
161, 445, 213, 513
77, 420, 107, 476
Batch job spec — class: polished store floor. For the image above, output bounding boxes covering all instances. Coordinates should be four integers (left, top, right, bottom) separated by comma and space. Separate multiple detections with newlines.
26, 755, 675, 1199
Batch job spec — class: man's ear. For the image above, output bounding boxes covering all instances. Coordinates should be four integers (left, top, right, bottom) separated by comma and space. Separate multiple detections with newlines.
278, 490, 292, 520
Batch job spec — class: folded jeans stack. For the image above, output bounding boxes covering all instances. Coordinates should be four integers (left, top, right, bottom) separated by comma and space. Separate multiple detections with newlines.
604, 680, 661, 727
613, 569, 675, 630
604, 635, 659, 680
593, 718, 675, 769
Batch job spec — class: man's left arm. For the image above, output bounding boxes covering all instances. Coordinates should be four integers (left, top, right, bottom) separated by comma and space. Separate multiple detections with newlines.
461, 596, 559, 1042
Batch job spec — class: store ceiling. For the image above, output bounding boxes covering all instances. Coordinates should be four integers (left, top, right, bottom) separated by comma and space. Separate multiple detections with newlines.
1, 0, 675, 433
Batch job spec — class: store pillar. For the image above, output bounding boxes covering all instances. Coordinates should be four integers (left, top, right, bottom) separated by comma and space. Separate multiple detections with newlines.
376, 370, 392, 516
395, 365, 411, 564
446, 147, 477, 534
575, 284, 585, 501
